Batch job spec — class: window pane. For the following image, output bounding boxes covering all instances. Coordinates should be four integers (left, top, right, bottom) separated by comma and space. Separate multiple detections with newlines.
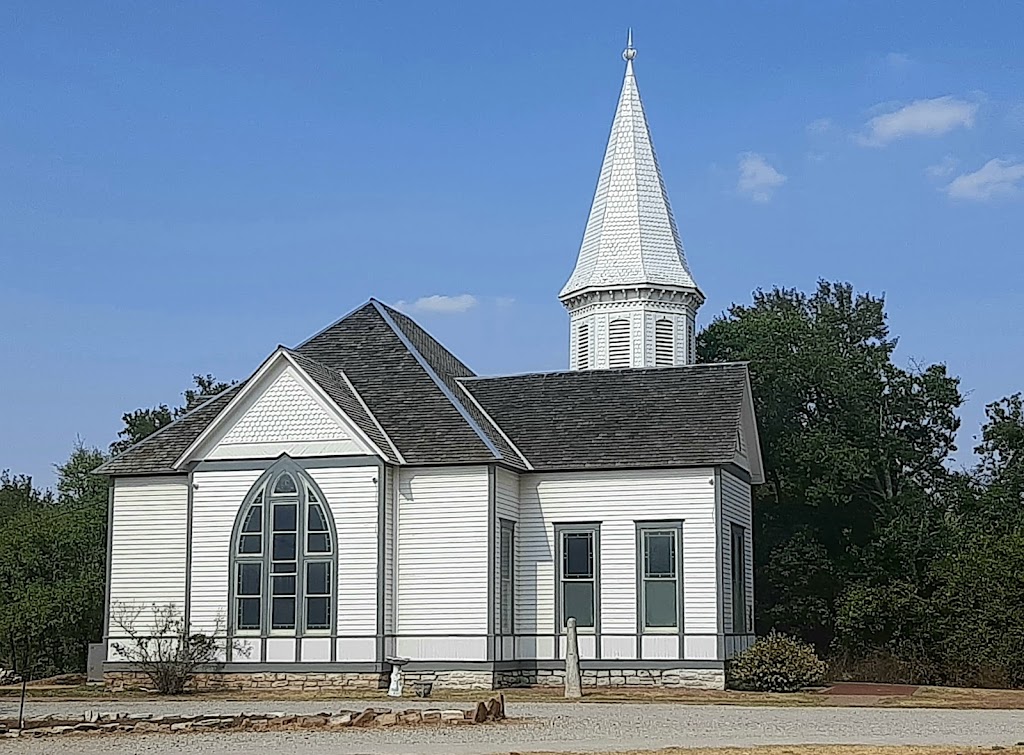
306, 597, 330, 630
273, 503, 297, 532
242, 505, 262, 533
645, 532, 675, 578
307, 503, 327, 532
500, 528, 513, 580
237, 598, 260, 630
645, 580, 678, 628
273, 533, 296, 561
273, 473, 297, 494
563, 533, 593, 578
237, 562, 261, 596
272, 560, 295, 574
563, 582, 594, 628
272, 575, 296, 596
307, 487, 318, 502
272, 597, 295, 629
306, 562, 330, 595
732, 526, 746, 632
239, 534, 261, 554
307, 532, 330, 553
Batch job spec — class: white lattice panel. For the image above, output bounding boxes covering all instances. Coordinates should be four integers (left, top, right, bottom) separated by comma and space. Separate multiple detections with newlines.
220, 371, 349, 444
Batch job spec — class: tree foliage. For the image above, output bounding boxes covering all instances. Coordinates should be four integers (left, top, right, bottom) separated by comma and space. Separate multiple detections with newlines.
0, 444, 107, 677
111, 374, 232, 454
702, 280, 1024, 686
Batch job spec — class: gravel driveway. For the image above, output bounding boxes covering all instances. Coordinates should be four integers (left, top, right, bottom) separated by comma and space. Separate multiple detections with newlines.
3, 699, 1024, 754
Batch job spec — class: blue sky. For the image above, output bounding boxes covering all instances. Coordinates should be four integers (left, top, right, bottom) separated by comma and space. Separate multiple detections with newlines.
2, 1, 1023, 488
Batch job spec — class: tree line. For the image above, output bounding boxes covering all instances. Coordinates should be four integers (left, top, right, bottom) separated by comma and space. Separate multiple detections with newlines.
2, 282, 1022, 686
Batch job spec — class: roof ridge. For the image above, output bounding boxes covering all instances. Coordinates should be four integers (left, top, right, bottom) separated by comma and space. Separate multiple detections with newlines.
459, 361, 751, 381
370, 300, 503, 461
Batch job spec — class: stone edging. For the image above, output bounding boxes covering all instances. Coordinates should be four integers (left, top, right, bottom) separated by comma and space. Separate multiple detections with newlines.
0, 696, 507, 739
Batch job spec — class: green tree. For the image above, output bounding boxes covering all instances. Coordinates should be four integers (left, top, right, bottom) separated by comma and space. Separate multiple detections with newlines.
111, 374, 232, 454
0, 444, 107, 677
699, 281, 963, 648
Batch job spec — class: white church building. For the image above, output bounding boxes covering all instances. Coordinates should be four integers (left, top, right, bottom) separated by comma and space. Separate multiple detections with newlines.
98, 38, 763, 691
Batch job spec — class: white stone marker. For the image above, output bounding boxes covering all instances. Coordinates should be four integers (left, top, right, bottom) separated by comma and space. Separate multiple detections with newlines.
565, 617, 582, 698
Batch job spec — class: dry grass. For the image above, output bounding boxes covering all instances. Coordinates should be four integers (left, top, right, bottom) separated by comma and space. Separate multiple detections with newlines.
6, 683, 1024, 710
524, 748, 1024, 755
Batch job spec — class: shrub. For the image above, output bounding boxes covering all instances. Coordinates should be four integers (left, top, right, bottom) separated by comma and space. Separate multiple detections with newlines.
728, 631, 826, 692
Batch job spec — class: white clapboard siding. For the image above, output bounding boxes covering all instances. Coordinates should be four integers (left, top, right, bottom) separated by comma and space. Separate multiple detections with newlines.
190, 469, 262, 634
108, 476, 189, 639
721, 469, 754, 635
396, 466, 489, 644
518, 468, 717, 649
309, 466, 380, 639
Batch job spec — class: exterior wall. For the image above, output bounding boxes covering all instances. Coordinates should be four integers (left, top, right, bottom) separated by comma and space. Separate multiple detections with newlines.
187, 463, 380, 664
309, 466, 380, 662
517, 467, 719, 662
721, 469, 755, 657
395, 466, 490, 661
496, 666, 723, 690
107, 476, 189, 654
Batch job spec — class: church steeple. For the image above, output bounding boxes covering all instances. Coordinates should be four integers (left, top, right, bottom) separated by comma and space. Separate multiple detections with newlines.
561, 33, 704, 370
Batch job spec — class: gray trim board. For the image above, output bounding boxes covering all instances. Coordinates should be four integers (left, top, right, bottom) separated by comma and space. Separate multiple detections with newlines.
714, 468, 725, 659
194, 456, 381, 473
375, 461, 386, 664
486, 465, 496, 661
104, 662, 384, 674
102, 478, 114, 640
184, 470, 194, 629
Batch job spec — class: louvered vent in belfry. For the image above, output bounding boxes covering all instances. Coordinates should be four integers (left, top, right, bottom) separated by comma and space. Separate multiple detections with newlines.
577, 322, 590, 370
655, 319, 674, 366
608, 319, 631, 368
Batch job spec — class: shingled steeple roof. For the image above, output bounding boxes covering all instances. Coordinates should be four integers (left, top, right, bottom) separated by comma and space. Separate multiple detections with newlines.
560, 32, 699, 300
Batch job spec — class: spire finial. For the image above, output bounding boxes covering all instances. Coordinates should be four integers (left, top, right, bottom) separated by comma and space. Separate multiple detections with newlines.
622, 28, 636, 61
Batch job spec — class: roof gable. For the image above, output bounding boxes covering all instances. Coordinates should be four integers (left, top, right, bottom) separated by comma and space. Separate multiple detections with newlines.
176, 349, 389, 464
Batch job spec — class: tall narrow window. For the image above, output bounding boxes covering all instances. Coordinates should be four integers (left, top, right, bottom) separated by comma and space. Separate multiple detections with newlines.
576, 322, 590, 370
499, 520, 515, 635
639, 525, 680, 630
558, 525, 599, 629
608, 319, 631, 368
731, 524, 747, 632
655, 319, 674, 367
231, 463, 337, 636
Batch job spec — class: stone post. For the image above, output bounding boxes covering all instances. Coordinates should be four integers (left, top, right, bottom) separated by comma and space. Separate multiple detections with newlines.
564, 617, 582, 698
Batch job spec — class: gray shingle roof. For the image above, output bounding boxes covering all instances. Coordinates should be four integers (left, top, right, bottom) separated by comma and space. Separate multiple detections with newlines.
460, 363, 750, 471
284, 349, 399, 463
96, 301, 745, 477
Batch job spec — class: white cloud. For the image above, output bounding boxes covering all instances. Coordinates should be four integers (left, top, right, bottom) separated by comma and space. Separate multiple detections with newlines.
807, 118, 834, 135
945, 158, 1024, 201
926, 156, 959, 179
737, 152, 786, 202
858, 96, 978, 147
885, 52, 914, 68
394, 294, 479, 314
494, 296, 516, 308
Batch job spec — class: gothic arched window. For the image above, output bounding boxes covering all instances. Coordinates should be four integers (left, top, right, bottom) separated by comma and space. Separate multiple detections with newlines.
231, 461, 337, 636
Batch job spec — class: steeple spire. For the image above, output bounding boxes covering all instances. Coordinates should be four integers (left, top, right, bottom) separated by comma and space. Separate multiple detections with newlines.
561, 34, 704, 371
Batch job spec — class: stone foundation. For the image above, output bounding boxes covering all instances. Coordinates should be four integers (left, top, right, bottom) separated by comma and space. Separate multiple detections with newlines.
495, 667, 725, 690
106, 666, 724, 692
402, 670, 494, 690
105, 671, 387, 692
